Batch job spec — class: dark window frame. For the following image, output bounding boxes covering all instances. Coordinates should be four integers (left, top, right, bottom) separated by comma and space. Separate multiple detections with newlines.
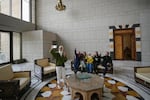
0, 0, 32, 22
0, 30, 22, 66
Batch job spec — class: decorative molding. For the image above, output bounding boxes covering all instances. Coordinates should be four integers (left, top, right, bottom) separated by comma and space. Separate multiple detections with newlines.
109, 26, 116, 29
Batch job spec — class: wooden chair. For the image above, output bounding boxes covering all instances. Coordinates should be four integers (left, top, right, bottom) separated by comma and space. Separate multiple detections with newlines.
34, 58, 56, 81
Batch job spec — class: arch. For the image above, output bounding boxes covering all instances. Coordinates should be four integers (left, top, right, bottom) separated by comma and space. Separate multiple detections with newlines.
91, 93, 99, 100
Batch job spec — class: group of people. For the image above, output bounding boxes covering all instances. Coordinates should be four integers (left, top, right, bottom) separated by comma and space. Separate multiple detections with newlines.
50, 45, 113, 88
73, 49, 113, 76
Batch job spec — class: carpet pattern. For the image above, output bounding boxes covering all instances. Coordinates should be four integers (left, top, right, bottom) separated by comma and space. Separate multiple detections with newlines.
35, 76, 144, 100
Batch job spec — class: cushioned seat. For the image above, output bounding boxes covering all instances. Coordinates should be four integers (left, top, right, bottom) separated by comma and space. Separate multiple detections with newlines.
97, 64, 113, 74
13, 78, 30, 90
97, 65, 105, 69
44, 66, 56, 74
134, 66, 150, 88
135, 73, 150, 84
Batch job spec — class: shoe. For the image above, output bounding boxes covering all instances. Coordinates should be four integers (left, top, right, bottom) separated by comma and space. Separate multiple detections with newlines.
57, 85, 61, 89
103, 74, 106, 78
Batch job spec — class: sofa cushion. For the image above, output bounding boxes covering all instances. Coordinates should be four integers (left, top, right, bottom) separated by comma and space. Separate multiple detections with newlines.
97, 65, 105, 69
136, 67, 150, 73
49, 63, 56, 67
136, 73, 150, 83
44, 66, 56, 75
0, 64, 14, 80
13, 77, 30, 90
36, 59, 49, 67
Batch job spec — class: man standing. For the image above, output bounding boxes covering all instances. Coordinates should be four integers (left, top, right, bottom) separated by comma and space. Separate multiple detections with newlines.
73, 48, 80, 74
51, 45, 67, 88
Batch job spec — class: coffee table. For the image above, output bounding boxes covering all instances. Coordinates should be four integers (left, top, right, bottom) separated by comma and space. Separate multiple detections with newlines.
65, 73, 104, 100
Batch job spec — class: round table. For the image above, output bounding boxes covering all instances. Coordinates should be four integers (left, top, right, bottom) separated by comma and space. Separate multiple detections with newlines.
65, 73, 104, 100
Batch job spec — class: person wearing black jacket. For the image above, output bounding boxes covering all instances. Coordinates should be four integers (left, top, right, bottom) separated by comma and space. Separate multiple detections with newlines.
93, 51, 101, 74
101, 52, 112, 77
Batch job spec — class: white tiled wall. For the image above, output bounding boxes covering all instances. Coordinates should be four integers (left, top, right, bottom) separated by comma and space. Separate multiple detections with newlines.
22, 30, 43, 62
22, 30, 57, 62
43, 30, 57, 59
36, 0, 150, 63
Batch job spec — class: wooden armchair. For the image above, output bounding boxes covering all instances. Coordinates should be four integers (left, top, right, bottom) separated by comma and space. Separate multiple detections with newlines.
0, 64, 31, 100
34, 58, 56, 81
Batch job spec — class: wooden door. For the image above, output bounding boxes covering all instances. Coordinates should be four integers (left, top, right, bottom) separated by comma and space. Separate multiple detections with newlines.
114, 35, 123, 60
123, 34, 131, 60
131, 35, 136, 60
114, 29, 136, 60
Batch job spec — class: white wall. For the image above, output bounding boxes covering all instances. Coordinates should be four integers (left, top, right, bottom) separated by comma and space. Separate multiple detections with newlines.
36, 0, 150, 63
22, 30, 43, 62
140, 9, 150, 63
43, 30, 57, 59
22, 30, 57, 62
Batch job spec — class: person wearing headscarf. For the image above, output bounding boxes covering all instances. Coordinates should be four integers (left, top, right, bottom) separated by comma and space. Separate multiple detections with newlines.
51, 45, 67, 88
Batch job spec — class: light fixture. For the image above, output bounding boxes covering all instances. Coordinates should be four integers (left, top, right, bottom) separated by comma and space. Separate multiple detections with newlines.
55, 0, 66, 11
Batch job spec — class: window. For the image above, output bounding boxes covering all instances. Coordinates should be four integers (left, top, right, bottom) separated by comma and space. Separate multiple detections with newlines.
31, 0, 35, 23
22, 0, 30, 22
0, 0, 31, 22
0, 32, 10, 64
13, 32, 21, 60
0, 0, 11, 16
12, 0, 21, 19
0, 32, 22, 65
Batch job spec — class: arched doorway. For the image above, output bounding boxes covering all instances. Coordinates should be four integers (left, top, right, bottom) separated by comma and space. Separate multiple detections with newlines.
114, 28, 136, 60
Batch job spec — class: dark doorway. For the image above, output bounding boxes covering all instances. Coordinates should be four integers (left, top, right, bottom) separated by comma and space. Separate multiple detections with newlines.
114, 28, 136, 60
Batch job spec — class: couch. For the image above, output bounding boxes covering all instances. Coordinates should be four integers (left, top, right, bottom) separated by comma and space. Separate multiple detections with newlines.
71, 60, 113, 74
134, 66, 150, 88
0, 64, 31, 100
34, 58, 56, 81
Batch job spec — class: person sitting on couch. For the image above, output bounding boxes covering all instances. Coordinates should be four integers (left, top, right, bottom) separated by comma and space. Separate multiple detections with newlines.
101, 51, 113, 77
86, 53, 94, 73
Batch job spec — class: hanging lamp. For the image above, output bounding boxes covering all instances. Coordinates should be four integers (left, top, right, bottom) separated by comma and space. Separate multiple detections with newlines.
55, 0, 66, 11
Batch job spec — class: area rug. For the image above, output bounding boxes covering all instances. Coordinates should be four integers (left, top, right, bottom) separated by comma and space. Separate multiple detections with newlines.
35, 76, 144, 100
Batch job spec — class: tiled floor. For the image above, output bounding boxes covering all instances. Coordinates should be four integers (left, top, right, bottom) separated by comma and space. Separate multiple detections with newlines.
12, 60, 150, 100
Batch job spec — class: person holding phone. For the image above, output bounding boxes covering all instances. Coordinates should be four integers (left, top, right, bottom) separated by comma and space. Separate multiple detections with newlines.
50, 45, 67, 89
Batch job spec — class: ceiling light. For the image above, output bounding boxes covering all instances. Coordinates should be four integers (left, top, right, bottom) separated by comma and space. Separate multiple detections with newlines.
55, 0, 66, 11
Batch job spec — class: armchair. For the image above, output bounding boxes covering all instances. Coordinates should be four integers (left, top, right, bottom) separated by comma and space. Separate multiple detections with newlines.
34, 58, 56, 81
0, 64, 31, 100
134, 66, 150, 88
97, 64, 113, 74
